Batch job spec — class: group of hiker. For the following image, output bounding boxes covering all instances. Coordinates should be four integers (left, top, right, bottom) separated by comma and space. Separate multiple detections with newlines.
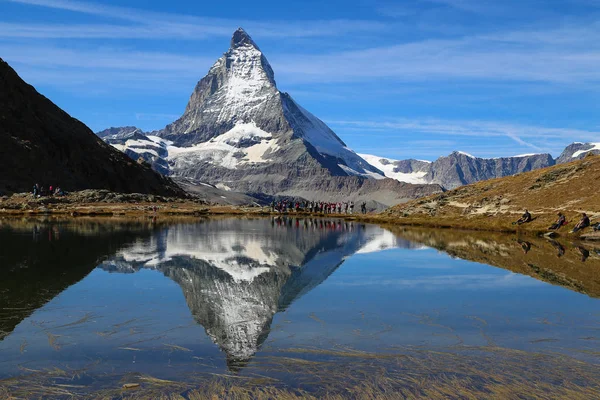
514, 209, 598, 234
272, 216, 360, 232
32, 183, 65, 197
548, 212, 596, 233
270, 200, 368, 215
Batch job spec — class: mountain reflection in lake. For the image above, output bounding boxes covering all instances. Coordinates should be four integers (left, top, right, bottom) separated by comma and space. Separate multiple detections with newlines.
98, 218, 415, 370
1, 218, 599, 398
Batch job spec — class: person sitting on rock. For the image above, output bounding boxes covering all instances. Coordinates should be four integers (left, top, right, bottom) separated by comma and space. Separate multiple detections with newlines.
571, 213, 590, 233
549, 213, 566, 230
514, 209, 532, 225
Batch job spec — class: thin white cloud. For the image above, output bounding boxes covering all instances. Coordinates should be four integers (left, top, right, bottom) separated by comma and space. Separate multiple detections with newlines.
0, 22, 220, 40
505, 133, 544, 152
334, 272, 542, 289
3, 0, 388, 39
271, 27, 600, 84
4, 0, 600, 87
0, 44, 213, 72
330, 118, 599, 158
421, 0, 600, 15
328, 119, 600, 141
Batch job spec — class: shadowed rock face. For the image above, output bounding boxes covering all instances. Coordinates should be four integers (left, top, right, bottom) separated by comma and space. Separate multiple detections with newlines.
99, 218, 417, 368
392, 159, 432, 175
0, 59, 183, 196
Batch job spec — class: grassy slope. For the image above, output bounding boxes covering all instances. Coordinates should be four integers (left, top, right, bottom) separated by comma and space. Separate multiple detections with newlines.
379, 154, 600, 234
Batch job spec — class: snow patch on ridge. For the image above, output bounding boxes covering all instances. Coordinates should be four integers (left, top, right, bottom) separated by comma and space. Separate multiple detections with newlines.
281, 96, 384, 177
455, 151, 475, 158
214, 45, 275, 125
169, 122, 278, 170
359, 154, 429, 184
572, 143, 600, 158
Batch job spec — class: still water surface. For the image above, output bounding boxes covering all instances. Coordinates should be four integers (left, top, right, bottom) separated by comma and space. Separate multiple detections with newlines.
1, 218, 599, 397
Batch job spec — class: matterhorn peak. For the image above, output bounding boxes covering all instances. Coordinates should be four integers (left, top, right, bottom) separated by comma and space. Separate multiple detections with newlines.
231, 27, 259, 50
151, 25, 390, 193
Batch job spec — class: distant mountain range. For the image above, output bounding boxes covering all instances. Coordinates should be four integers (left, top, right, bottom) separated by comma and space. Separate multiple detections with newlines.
96, 31, 596, 197
0, 58, 182, 196
362, 144, 600, 189
98, 120, 598, 193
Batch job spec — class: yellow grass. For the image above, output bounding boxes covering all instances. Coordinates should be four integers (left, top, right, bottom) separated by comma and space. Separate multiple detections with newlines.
2, 346, 599, 399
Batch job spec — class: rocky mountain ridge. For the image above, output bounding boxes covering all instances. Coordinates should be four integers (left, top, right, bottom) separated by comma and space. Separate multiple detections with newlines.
362, 147, 593, 190
103, 122, 594, 193
556, 142, 600, 164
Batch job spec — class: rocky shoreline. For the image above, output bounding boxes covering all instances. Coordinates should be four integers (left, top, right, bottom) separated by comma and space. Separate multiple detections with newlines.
1, 189, 596, 242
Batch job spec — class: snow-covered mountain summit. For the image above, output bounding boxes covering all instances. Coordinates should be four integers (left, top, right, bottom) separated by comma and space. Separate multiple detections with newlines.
98, 29, 443, 204
156, 27, 381, 181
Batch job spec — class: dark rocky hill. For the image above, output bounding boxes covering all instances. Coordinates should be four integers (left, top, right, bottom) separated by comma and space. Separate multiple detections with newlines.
0, 58, 183, 196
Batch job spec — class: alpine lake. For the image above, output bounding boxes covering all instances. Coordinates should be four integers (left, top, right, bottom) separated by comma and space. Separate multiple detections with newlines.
1, 217, 599, 399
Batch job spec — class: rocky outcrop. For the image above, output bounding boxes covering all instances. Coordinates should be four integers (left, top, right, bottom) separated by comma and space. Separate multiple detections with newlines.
556, 143, 600, 164
0, 58, 183, 196
392, 159, 432, 174
96, 126, 146, 142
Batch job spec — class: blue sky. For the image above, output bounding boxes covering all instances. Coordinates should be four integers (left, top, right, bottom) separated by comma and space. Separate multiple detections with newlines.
1, 0, 599, 160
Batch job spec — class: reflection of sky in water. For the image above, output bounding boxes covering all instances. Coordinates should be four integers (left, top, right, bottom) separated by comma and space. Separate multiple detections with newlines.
275, 247, 599, 356
0, 219, 599, 382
